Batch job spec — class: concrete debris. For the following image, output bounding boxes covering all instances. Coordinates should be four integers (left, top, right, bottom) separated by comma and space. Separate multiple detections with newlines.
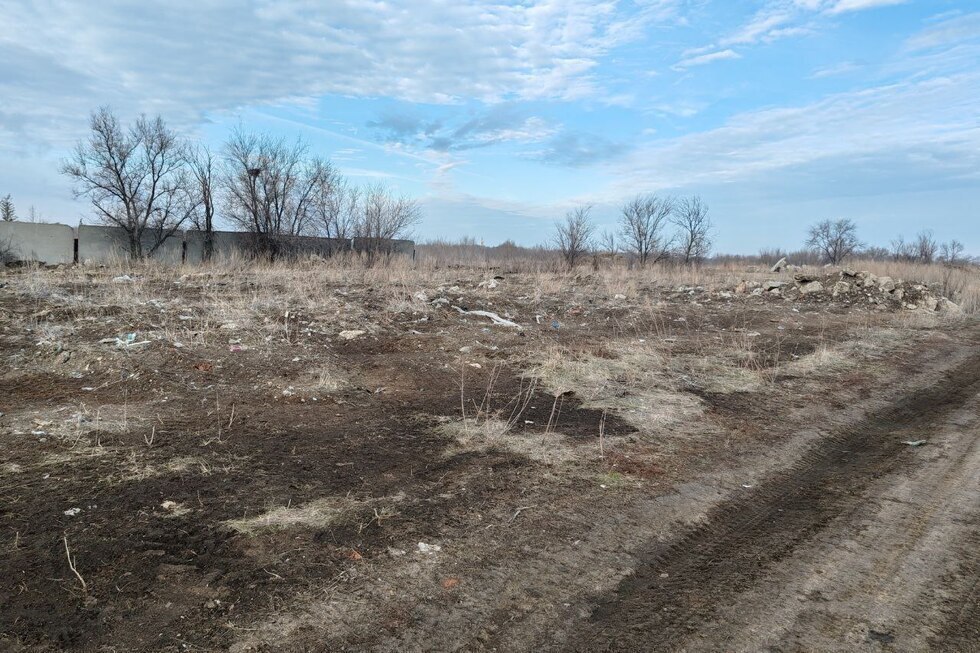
770, 257, 788, 272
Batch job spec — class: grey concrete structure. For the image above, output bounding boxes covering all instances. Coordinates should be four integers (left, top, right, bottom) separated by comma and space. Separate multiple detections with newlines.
77, 225, 183, 264
0, 221, 75, 264
1, 219, 412, 266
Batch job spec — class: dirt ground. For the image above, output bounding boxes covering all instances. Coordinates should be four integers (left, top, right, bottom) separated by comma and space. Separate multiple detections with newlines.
0, 263, 977, 652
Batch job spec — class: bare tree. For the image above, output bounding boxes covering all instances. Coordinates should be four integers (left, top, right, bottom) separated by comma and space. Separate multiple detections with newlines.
61, 107, 195, 258
222, 128, 329, 257
914, 230, 937, 263
619, 194, 674, 266
939, 240, 965, 266
599, 229, 617, 256
188, 145, 218, 261
314, 174, 359, 242
672, 195, 712, 264
890, 235, 916, 261
553, 206, 595, 269
805, 218, 861, 265
0, 194, 14, 221
355, 182, 421, 260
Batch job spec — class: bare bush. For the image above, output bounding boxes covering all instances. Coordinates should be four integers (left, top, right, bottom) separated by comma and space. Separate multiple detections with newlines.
673, 195, 712, 264
805, 218, 861, 265
619, 194, 673, 266
554, 206, 595, 269
61, 107, 196, 258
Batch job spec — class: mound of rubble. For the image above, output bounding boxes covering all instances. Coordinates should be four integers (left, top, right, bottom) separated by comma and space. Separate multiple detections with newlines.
735, 269, 961, 313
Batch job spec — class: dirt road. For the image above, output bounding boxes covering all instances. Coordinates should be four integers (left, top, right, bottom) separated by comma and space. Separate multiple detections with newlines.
574, 350, 980, 652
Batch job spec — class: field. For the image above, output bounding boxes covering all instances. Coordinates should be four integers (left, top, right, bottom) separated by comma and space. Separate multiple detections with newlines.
1, 259, 978, 652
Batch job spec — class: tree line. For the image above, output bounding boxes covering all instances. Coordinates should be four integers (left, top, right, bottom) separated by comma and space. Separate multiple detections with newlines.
553, 195, 713, 269
803, 218, 969, 266
60, 107, 420, 260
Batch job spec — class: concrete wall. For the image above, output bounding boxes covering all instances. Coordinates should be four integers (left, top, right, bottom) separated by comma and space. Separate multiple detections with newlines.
1, 220, 413, 266
77, 225, 184, 264
0, 221, 74, 264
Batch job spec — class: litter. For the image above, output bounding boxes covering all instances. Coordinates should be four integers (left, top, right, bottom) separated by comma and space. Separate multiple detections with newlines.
64, 507, 81, 517
417, 542, 442, 555
903, 440, 927, 447
451, 306, 520, 328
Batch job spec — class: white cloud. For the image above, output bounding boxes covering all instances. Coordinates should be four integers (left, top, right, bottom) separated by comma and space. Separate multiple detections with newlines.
825, 0, 908, 15
601, 72, 980, 199
809, 61, 862, 78
904, 12, 980, 51
0, 0, 675, 149
673, 48, 741, 70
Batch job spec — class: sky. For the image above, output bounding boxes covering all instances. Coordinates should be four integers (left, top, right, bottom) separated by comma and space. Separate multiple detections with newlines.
1, 0, 978, 254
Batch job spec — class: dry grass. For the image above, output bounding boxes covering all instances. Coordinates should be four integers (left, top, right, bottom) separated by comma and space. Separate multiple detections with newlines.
439, 418, 579, 465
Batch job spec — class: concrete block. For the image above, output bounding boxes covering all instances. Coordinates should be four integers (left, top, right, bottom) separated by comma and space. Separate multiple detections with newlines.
0, 221, 75, 264
78, 225, 184, 263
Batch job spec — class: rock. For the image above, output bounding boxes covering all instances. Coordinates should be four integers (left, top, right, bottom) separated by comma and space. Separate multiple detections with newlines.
938, 298, 962, 314
430, 297, 450, 307
413, 291, 428, 302
111, 274, 134, 283
613, 293, 626, 300
770, 257, 788, 272
799, 281, 824, 295
893, 288, 905, 301
922, 296, 939, 311
763, 280, 786, 291
878, 276, 896, 292
832, 281, 850, 297
219, 322, 239, 331
751, 287, 765, 296
840, 268, 858, 278
794, 272, 819, 283
417, 542, 442, 555
477, 279, 499, 289
338, 329, 366, 340
861, 273, 878, 288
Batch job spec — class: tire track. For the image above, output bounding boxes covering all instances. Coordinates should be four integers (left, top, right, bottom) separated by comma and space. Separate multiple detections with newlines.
573, 349, 980, 652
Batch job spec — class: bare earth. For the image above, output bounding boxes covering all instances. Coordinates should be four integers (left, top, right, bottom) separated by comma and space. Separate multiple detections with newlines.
0, 263, 977, 652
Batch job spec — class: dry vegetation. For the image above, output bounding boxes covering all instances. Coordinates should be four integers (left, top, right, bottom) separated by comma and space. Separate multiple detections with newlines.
0, 253, 977, 651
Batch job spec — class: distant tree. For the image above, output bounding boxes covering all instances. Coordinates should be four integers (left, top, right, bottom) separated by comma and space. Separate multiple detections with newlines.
554, 206, 595, 269
355, 182, 421, 261
1, 194, 15, 221
861, 246, 892, 260
599, 229, 618, 256
914, 230, 938, 263
619, 194, 673, 266
890, 235, 916, 261
61, 107, 195, 258
805, 218, 861, 265
938, 240, 965, 266
672, 195, 712, 264
188, 145, 218, 261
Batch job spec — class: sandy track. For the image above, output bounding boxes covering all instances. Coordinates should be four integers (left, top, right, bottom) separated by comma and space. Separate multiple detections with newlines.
575, 348, 980, 652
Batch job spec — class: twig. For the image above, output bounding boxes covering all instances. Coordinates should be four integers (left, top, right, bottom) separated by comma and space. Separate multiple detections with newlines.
63, 534, 87, 593
227, 403, 236, 429
599, 409, 607, 459
507, 505, 537, 524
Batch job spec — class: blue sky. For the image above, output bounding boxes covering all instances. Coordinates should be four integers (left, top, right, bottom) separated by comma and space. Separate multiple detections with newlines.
1, 0, 978, 253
